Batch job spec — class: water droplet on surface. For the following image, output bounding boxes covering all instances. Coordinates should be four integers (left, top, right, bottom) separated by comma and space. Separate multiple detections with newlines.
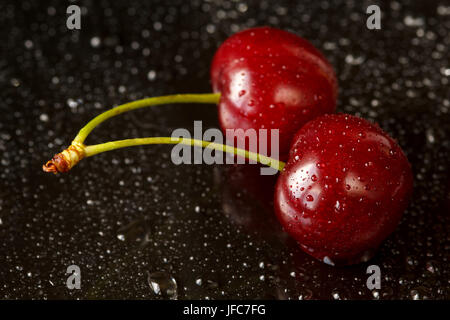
323, 256, 335, 266
24, 40, 33, 49
10, 78, 20, 87
332, 290, 340, 300
205, 279, 219, 289
153, 21, 162, 31
147, 271, 178, 300
381, 287, 394, 299
147, 70, 157, 81
426, 129, 435, 144
372, 290, 380, 299
67, 98, 78, 109
404, 15, 424, 27
345, 54, 364, 65
298, 288, 313, 300
425, 261, 436, 273
410, 290, 420, 300
90, 37, 101, 48
39, 114, 49, 122
206, 24, 216, 34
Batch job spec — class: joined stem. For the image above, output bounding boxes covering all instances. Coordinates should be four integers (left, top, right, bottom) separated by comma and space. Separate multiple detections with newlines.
43, 92, 285, 174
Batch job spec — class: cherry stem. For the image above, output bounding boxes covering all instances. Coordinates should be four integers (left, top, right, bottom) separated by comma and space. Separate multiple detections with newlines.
43, 92, 285, 173
73, 93, 221, 144
84, 137, 285, 172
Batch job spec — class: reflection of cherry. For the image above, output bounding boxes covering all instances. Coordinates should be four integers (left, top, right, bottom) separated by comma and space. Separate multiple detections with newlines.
274, 114, 413, 266
211, 27, 337, 158
216, 164, 284, 238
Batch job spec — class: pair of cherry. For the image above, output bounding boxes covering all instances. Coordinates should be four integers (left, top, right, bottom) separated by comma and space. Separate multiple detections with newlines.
45, 27, 413, 266
212, 27, 412, 266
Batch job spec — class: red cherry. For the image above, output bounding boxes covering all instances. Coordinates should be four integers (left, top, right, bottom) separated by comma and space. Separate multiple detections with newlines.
211, 27, 338, 159
274, 114, 413, 266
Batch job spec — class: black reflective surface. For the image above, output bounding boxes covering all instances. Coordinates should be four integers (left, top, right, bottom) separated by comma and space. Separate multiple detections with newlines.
0, 0, 449, 299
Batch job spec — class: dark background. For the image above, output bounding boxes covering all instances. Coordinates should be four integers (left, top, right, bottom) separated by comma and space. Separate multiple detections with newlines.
0, 0, 449, 299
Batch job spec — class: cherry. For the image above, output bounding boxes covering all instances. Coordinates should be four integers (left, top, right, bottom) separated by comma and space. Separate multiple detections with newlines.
211, 26, 338, 159
274, 114, 413, 266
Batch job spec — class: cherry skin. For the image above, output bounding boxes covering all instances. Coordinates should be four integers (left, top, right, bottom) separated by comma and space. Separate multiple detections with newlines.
211, 27, 338, 159
274, 114, 413, 266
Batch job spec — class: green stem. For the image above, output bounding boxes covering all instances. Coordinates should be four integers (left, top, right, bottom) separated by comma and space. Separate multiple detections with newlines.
84, 137, 285, 172
43, 92, 285, 174
73, 93, 221, 144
